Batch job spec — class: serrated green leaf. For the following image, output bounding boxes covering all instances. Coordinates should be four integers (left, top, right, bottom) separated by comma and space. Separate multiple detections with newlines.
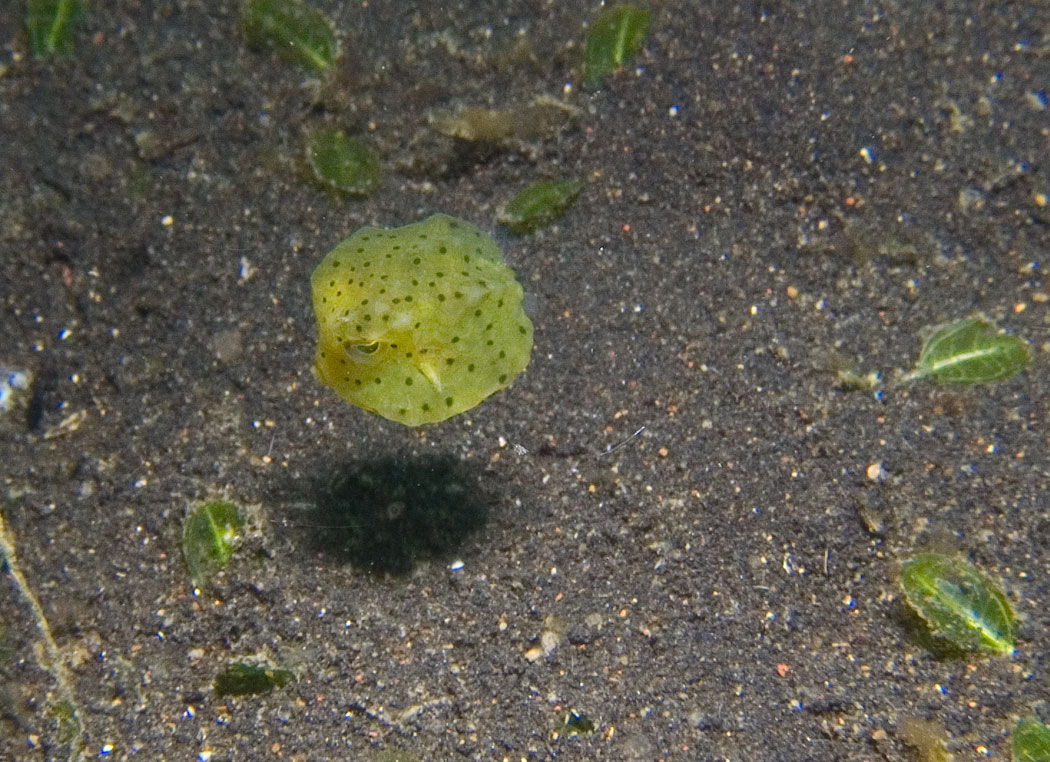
902, 316, 1030, 384
182, 501, 243, 589
584, 4, 651, 86
26, 0, 82, 58
215, 661, 293, 697
498, 179, 584, 233
1014, 717, 1050, 762
242, 0, 337, 73
899, 552, 1015, 655
306, 129, 380, 195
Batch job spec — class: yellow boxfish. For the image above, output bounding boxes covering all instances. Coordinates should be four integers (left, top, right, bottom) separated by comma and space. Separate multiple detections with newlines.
311, 214, 533, 425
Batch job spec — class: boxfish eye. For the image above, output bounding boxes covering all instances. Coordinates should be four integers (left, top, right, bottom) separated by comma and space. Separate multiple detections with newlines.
346, 340, 380, 358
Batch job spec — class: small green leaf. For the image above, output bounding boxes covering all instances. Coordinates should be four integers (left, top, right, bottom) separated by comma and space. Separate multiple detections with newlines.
182, 501, 244, 589
26, 0, 82, 58
306, 129, 381, 195
1013, 717, 1050, 762
584, 4, 651, 86
215, 661, 294, 697
899, 552, 1015, 655
498, 179, 584, 233
241, 0, 337, 73
902, 315, 1030, 384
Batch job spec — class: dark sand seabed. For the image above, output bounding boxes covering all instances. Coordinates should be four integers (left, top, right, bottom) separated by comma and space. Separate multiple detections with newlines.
2, 1, 1049, 760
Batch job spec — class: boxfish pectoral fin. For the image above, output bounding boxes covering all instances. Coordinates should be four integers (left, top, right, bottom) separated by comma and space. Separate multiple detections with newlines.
417, 360, 443, 392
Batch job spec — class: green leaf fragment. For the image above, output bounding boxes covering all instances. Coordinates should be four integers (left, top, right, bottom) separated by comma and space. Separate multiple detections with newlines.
26, 0, 81, 58
897, 717, 952, 762
242, 0, 337, 73
307, 129, 381, 195
903, 316, 1030, 384
214, 662, 293, 697
584, 4, 652, 86
1014, 717, 1050, 762
47, 699, 82, 746
498, 179, 584, 233
372, 751, 422, 762
182, 501, 244, 589
556, 709, 595, 736
899, 552, 1015, 655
